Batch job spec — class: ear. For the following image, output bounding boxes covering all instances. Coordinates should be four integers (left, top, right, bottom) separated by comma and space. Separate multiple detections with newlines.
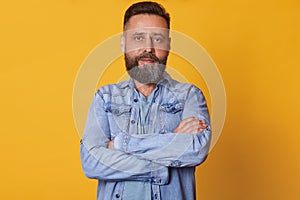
120, 34, 125, 53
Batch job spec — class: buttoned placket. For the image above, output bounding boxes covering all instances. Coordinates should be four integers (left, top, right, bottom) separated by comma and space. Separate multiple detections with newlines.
152, 184, 161, 200
128, 90, 139, 137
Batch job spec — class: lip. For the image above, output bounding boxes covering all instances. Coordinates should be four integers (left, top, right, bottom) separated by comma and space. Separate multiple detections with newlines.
138, 58, 155, 65
139, 58, 154, 63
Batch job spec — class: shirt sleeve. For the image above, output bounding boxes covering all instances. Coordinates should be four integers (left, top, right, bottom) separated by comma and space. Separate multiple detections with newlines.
113, 86, 212, 168
80, 92, 169, 185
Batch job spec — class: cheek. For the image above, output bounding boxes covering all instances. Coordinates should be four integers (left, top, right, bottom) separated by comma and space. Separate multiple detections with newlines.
125, 39, 145, 53
155, 50, 169, 60
125, 51, 138, 61
125, 45, 144, 56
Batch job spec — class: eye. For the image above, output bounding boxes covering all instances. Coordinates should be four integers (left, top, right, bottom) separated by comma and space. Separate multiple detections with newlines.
134, 36, 143, 41
153, 37, 163, 43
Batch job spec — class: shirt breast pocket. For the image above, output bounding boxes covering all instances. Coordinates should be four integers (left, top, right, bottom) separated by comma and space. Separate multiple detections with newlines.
104, 104, 131, 136
159, 102, 183, 132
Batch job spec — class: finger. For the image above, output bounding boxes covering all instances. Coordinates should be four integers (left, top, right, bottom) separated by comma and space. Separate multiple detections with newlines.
175, 118, 204, 133
199, 120, 206, 125
198, 123, 207, 129
183, 122, 200, 133
181, 117, 197, 123
199, 120, 207, 126
177, 119, 197, 130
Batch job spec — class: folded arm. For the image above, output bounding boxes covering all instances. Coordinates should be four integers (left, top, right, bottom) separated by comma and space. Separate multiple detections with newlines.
113, 86, 212, 167
80, 92, 168, 185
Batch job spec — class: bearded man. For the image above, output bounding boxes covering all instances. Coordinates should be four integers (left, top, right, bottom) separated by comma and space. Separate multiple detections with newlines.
80, 1, 211, 200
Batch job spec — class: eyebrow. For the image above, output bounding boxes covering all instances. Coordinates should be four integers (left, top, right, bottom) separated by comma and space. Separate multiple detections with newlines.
152, 32, 166, 38
132, 32, 146, 36
131, 32, 167, 38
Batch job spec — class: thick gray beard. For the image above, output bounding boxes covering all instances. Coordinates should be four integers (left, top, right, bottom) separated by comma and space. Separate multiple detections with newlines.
125, 53, 167, 84
127, 63, 166, 84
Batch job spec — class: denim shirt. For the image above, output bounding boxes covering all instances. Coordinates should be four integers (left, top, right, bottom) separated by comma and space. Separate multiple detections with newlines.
80, 72, 212, 200
122, 90, 157, 200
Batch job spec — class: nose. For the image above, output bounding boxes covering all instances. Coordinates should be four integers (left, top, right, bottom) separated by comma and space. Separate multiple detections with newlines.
144, 36, 155, 53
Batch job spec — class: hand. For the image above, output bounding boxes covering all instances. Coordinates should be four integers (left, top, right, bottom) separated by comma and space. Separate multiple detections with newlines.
173, 117, 207, 134
108, 140, 114, 149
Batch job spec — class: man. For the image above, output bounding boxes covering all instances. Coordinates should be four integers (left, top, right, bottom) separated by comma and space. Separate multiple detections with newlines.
80, 1, 211, 200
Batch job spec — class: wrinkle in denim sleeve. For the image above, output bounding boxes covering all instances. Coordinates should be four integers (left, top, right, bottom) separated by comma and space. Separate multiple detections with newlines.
80, 92, 169, 184
114, 86, 212, 167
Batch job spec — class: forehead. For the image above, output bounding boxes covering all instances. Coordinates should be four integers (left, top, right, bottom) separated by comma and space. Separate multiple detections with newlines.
124, 28, 169, 37
125, 14, 168, 31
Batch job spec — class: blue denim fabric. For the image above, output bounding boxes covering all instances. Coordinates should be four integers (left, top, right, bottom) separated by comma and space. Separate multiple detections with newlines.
123, 87, 156, 200
80, 72, 212, 200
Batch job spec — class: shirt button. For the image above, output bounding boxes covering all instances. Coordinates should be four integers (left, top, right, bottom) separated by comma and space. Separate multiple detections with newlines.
115, 194, 120, 198
134, 99, 138, 102
131, 120, 135, 124
154, 194, 158, 199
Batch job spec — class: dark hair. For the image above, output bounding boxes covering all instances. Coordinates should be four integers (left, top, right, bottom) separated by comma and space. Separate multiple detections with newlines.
124, 1, 170, 29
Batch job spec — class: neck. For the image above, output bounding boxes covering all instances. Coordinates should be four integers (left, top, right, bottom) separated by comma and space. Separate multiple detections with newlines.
134, 80, 156, 97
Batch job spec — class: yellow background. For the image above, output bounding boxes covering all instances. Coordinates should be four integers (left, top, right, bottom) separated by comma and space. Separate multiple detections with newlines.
1, 0, 299, 199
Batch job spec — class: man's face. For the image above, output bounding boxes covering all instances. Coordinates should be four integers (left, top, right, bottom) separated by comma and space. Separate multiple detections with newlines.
122, 14, 170, 84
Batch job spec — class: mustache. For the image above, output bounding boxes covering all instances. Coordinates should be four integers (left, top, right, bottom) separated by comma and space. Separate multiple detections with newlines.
136, 53, 160, 63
